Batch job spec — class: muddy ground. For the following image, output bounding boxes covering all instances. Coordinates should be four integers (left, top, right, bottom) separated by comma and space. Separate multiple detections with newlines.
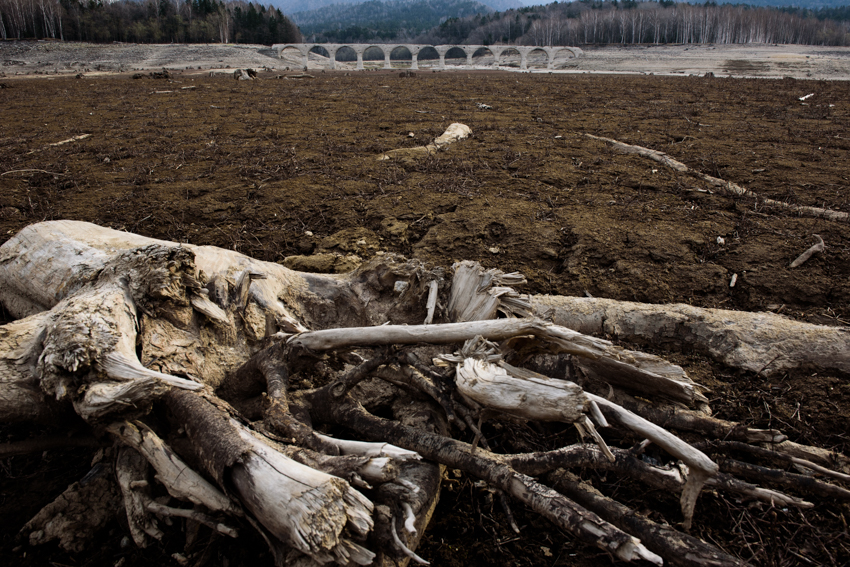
1, 65, 849, 566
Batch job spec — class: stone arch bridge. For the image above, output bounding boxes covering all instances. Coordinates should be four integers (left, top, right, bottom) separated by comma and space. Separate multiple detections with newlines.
271, 43, 583, 71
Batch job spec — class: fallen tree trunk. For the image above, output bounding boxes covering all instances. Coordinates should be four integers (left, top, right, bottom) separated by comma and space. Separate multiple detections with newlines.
2, 220, 848, 566
532, 295, 850, 378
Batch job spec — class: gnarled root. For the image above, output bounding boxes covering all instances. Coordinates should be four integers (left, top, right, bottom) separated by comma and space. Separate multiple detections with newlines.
4, 221, 850, 566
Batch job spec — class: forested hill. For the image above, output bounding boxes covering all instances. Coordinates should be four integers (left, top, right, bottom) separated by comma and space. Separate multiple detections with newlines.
721, 0, 850, 7
413, 0, 850, 47
0, 0, 302, 43
293, 0, 494, 41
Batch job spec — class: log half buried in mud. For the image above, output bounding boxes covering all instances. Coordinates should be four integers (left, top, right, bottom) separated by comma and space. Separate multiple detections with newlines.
586, 133, 850, 223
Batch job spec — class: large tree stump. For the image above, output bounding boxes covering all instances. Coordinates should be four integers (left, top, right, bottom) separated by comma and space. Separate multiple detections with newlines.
1, 220, 848, 566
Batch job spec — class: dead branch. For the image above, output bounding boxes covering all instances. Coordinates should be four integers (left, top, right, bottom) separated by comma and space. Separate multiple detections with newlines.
548, 470, 748, 567
789, 235, 825, 268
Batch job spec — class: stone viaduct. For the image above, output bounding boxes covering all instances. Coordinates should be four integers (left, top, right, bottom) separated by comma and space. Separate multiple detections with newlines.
271, 43, 583, 71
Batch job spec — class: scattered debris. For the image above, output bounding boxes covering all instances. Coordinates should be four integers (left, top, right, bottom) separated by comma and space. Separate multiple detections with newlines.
149, 69, 171, 80
729, 273, 738, 288
476, 102, 493, 110
799, 93, 814, 101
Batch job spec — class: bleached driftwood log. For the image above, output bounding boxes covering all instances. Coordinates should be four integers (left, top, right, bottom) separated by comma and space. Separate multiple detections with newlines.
532, 295, 850, 378
2, 220, 849, 567
378, 123, 472, 161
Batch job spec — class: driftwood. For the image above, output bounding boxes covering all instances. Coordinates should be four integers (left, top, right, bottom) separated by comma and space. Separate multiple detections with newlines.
378, 123, 472, 161
2, 220, 849, 566
532, 295, 850, 378
586, 133, 850, 223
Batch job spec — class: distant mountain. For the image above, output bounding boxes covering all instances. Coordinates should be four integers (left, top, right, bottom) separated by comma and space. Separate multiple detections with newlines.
291, 0, 497, 42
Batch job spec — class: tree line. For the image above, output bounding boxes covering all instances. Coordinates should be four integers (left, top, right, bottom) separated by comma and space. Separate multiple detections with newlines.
417, 1, 850, 46
3, 0, 850, 46
0, 0, 302, 43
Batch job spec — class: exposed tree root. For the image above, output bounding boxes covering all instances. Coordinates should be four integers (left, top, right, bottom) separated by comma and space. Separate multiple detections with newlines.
2, 220, 848, 565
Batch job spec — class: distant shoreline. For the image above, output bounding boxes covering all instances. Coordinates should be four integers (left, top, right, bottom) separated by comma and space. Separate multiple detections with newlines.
2, 42, 848, 81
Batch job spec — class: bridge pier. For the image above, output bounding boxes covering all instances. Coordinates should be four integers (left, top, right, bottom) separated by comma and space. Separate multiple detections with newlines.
408, 46, 420, 70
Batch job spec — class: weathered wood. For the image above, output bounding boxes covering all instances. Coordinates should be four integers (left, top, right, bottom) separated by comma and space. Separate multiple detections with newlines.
448, 260, 530, 321
20, 460, 122, 553
548, 470, 747, 567
533, 294, 850, 377
586, 133, 850, 223
455, 358, 589, 422
305, 393, 662, 564
3, 220, 849, 567
290, 318, 705, 406
789, 235, 825, 268
164, 388, 376, 564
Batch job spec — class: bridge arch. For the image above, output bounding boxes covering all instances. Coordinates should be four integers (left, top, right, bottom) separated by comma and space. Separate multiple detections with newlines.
333, 46, 358, 69
362, 45, 386, 69
495, 47, 521, 69
275, 43, 309, 69
547, 46, 582, 69
470, 47, 496, 67
388, 45, 414, 69
444, 46, 467, 67
416, 46, 439, 69
526, 47, 550, 70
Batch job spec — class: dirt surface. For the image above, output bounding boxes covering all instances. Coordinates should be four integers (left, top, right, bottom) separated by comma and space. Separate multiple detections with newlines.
1, 45, 850, 567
